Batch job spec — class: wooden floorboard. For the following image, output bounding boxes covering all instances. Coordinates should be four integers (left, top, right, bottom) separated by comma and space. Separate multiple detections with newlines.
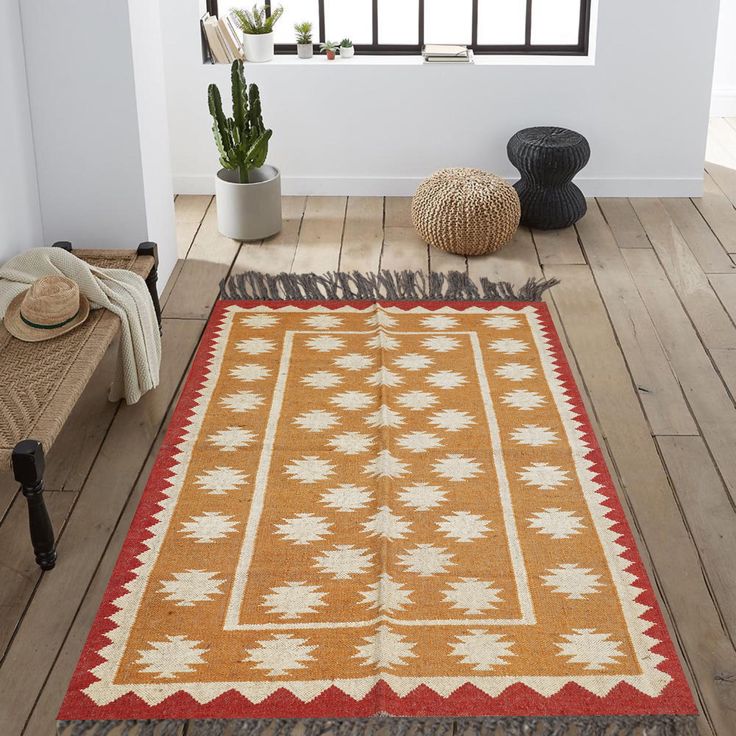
533, 226, 586, 264
339, 196, 383, 273
174, 195, 212, 259
290, 196, 346, 274
384, 196, 413, 228
5, 125, 736, 734
0, 319, 205, 734
231, 196, 305, 278
0, 491, 76, 661
545, 265, 731, 735
631, 198, 736, 352
706, 120, 736, 206
657, 436, 736, 641
163, 201, 242, 319
596, 197, 652, 249
692, 173, 736, 255
24, 359, 196, 736
621, 248, 736, 502
659, 197, 736, 274
575, 200, 697, 436
380, 225, 429, 272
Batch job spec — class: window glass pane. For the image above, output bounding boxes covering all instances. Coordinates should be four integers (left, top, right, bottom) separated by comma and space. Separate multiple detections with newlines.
324, 0, 373, 44
477, 0, 527, 45
219, 1, 237, 14
274, 0, 320, 44
219, 1, 241, 19
424, 0, 472, 45
378, 0, 419, 45
530, 0, 581, 45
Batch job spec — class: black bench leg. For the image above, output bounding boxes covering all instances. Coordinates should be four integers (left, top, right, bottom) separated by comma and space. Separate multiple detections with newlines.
12, 440, 56, 571
138, 241, 162, 333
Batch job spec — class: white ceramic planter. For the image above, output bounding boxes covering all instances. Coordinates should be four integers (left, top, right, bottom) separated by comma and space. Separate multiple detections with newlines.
339, 46, 354, 58
297, 43, 313, 59
215, 166, 282, 241
243, 32, 274, 62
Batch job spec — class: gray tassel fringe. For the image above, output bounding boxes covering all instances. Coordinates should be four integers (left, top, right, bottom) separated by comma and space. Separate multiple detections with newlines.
219, 270, 558, 303
58, 715, 699, 736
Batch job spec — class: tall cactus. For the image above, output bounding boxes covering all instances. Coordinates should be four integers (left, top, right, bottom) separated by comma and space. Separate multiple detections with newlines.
208, 60, 272, 184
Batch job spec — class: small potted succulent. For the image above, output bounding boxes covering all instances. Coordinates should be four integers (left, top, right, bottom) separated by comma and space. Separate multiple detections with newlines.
294, 21, 313, 59
231, 3, 284, 63
208, 60, 281, 240
320, 41, 338, 60
339, 38, 354, 58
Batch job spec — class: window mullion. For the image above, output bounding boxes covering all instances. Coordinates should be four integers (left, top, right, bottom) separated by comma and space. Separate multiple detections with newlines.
471, 0, 478, 48
318, 0, 326, 43
577, 0, 590, 50
418, 0, 425, 49
525, 0, 533, 47
372, 0, 379, 45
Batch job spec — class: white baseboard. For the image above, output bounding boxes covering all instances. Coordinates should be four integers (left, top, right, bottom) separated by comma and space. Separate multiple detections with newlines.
173, 174, 704, 198
711, 89, 736, 118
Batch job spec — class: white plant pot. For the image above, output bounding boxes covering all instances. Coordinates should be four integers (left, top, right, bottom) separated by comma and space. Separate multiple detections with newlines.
339, 46, 354, 58
215, 166, 282, 241
297, 43, 314, 59
243, 32, 274, 63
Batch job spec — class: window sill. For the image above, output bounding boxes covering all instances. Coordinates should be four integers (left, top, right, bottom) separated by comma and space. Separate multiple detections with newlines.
210, 53, 594, 68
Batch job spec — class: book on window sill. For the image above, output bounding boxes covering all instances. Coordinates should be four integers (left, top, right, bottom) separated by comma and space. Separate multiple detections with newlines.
200, 14, 214, 64
423, 49, 474, 64
220, 16, 244, 60
224, 16, 245, 59
203, 15, 230, 64
423, 44, 470, 59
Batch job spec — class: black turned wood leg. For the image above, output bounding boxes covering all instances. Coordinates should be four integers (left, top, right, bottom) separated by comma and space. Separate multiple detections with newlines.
12, 440, 56, 571
138, 241, 162, 333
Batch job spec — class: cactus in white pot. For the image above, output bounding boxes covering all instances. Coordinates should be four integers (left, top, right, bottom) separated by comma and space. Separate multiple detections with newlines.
208, 60, 282, 240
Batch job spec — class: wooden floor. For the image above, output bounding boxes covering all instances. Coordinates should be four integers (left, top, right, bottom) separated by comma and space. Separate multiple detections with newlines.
3, 119, 736, 735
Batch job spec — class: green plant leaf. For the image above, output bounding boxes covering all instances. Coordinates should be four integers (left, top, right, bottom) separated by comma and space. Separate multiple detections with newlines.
208, 51, 270, 179
231, 60, 248, 133
245, 129, 272, 170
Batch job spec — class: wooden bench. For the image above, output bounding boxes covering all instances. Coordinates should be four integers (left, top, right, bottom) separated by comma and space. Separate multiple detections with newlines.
0, 242, 162, 570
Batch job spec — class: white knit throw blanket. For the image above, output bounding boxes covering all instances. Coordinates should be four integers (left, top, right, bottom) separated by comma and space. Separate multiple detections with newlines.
0, 248, 161, 404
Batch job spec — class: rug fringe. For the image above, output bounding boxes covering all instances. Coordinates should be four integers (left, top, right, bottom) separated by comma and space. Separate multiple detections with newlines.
219, 270, 558, 303
58, 715, 698, 736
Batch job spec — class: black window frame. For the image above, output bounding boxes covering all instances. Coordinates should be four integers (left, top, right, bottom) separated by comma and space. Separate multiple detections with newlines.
206, 0, 592, 57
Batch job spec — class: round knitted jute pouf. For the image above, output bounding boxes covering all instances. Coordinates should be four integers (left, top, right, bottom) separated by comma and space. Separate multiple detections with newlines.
411, 168, 521, 256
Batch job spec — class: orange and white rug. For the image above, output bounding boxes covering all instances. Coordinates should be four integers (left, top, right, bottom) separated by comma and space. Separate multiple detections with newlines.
60, 292, 697, 734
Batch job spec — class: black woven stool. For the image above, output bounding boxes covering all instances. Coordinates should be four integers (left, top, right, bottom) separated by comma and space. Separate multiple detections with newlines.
507, 126, 590, 230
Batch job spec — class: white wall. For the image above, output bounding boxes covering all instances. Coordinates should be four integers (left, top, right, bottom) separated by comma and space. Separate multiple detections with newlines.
0, 0, 42, 262
19, 0, 177, 284
129, 0, 177, 280
712, 0, 736, 117
162, 0, 720, 197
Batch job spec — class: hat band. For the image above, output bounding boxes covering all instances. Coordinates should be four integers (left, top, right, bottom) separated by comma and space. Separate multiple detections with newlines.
20, 308, 80, 331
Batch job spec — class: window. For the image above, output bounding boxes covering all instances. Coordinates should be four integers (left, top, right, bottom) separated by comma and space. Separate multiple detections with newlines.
209, 0, 592, 55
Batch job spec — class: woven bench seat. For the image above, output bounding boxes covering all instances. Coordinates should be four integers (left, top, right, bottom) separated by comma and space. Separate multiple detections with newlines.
0, 243, 161, 570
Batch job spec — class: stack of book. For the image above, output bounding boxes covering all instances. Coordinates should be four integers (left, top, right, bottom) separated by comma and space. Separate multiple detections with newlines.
422, 44, 474, 64
201, 12, 243, 64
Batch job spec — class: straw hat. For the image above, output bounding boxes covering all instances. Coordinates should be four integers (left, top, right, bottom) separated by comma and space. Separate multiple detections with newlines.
4, 276, 90, 342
